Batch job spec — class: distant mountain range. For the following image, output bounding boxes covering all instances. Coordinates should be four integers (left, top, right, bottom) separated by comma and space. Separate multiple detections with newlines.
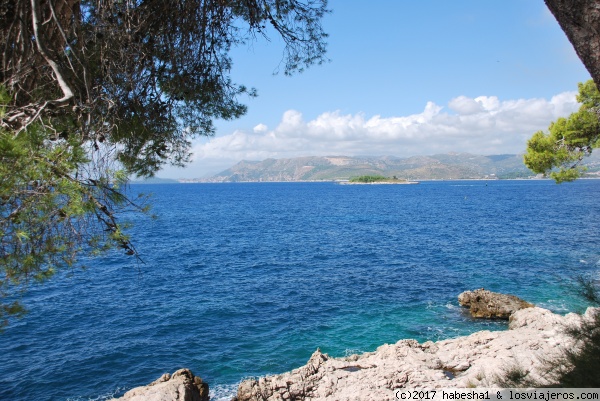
184, 152, 600, 182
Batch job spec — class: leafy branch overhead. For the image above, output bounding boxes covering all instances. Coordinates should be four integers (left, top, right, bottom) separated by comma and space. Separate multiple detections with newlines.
1, 0, 329, 176
0, 0, 328, 327
524, 80, 600, 182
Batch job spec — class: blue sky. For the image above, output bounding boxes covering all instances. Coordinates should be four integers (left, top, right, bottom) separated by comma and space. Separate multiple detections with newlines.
160, 1, 591, 179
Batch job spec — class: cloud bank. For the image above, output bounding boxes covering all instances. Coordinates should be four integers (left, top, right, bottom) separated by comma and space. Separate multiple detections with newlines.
181, 92, 579, 177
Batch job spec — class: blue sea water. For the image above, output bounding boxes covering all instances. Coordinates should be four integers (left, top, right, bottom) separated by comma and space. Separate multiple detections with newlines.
1, 180, 600, 401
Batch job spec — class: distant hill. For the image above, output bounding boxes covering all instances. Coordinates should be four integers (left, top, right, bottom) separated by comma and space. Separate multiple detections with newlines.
192, 152, 600, 182
130, 177, 179, 184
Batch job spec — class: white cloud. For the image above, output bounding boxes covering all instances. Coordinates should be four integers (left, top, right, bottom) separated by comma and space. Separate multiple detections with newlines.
253, 123, 268, 133
448, 96, 485, 115
174, 91, 579, 177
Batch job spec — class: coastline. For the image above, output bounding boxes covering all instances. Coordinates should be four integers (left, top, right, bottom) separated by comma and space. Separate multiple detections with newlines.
138, 177, 600, 184
338, 181, 420, 185
231, 306, 594, 401
112, 305, 597, 401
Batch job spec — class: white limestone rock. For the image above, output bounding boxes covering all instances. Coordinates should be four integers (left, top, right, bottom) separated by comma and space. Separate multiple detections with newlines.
111, 368, 209, 401
233, 307, 595, 401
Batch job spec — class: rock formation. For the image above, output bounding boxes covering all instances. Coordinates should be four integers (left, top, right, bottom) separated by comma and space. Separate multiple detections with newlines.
233, 307, 597, 401
111, 292, 596, 401
111, 368, 209, 401
458, 288, 534, 319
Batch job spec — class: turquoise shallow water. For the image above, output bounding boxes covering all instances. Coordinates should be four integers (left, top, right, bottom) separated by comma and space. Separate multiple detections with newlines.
1, 180, 599, 400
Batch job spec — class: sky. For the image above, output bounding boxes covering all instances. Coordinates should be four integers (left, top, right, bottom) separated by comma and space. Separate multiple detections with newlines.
159, 0, 591, 179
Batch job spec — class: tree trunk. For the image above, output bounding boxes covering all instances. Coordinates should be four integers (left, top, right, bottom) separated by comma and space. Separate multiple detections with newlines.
545, 0, 600, 88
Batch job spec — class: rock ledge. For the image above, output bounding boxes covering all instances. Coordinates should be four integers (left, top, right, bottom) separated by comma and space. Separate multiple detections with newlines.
111, 303, 597, 401
458, 288, 534, 319
111, 368, 209, 401
233, 306, 596, 401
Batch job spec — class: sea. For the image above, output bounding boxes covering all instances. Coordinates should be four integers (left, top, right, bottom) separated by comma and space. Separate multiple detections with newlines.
1, 179, 600, 401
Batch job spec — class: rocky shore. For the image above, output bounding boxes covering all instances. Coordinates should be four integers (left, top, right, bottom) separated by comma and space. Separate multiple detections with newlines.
112, 291, 596, 401
111, 369, 209, 401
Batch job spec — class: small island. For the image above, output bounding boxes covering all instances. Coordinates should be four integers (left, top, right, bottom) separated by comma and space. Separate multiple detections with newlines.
340, 175, 419, 185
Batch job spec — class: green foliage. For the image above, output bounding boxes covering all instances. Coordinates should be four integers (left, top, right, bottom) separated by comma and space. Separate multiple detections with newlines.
524, 80, 600, 183
349, 175, 391, 183
0, 95, 148, 328
521, 82, 600, 387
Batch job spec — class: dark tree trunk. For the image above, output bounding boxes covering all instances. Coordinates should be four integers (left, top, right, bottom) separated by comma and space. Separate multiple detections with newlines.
545, 0, 600, 88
